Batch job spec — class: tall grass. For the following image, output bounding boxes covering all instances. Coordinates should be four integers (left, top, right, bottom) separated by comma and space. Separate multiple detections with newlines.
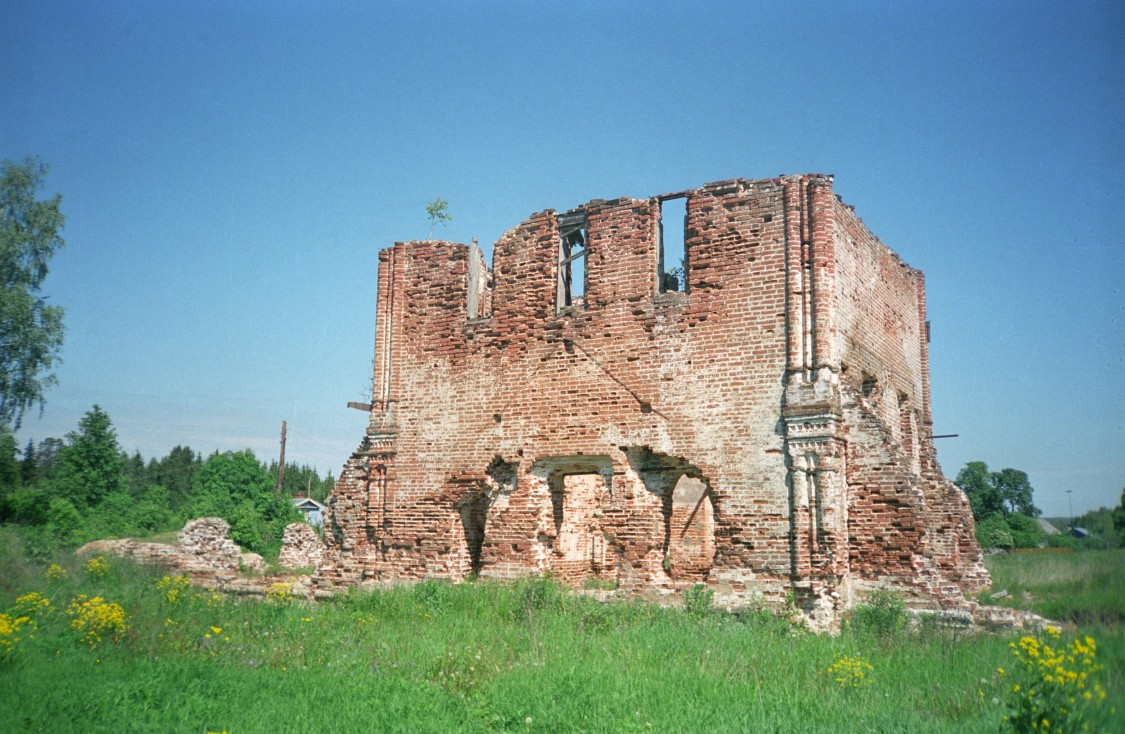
1, 527, 1121, 733
982, 549, 1125, 625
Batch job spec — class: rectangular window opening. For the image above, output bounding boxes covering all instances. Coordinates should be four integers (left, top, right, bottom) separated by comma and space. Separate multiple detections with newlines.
557, 211, 588, 312
659, 197, 688, 293
466, 237, 494, 320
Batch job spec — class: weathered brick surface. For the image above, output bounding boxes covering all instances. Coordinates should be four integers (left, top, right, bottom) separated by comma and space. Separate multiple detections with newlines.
278, 522, 326, 569
316, 175, 989, 628
177, 517, 244, 575
76, 518, 315, 598
75, 518, 245, 578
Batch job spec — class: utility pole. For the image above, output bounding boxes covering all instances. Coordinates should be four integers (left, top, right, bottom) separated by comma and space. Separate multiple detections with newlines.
276, 420, 287, 493
1066, 489, 1073, 529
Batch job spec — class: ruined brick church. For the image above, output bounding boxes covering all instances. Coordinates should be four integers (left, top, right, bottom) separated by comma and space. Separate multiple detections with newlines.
315, 174, 990, 627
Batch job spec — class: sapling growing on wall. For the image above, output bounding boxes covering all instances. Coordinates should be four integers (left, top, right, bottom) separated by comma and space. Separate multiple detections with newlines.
426, 197, 452, 238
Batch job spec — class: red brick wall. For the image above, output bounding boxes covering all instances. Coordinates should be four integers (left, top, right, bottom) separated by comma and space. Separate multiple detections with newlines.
316, 175, 988, 624
830, 201, 988, 603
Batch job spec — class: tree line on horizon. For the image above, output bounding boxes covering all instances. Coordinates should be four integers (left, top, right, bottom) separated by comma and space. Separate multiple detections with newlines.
0, 405, 336, 559
955, 460, 1124, 550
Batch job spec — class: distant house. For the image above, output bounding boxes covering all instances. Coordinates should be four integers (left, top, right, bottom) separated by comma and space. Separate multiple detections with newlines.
1037, 518, 1061, 536
291, 497, 327, 527
1069, 526, 1090, 539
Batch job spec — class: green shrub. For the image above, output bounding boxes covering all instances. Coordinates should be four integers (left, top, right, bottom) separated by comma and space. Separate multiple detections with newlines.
976, 513, 1045, 550
45, 498, 83, 543
513, 575, 565, 620
9, 524, 62, 560
4, 487, 49, 525
189, 451, 299, 558
849, 588, 907, 638
1045, 533, 1076, 549
413, 579, 456, 616
977, 514, 1015, 549
1005, 514, 1045, 549
683, 583, 714, 618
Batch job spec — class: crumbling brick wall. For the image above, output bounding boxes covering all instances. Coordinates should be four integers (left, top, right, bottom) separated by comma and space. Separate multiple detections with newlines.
76, 518, 322, 598
315, 174, 989, 628
77, 518, 253, 578
278, 522, 326, 570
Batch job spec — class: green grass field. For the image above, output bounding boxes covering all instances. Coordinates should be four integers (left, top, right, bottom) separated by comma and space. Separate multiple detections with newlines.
979, 550, 1125, 626
1, 530, 1121, 733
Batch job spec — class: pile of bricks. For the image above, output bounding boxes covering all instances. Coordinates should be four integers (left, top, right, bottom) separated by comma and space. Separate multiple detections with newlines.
75, 517, 319, 598
175, 517, 253, 575
76, 518, 253, 578
76, 537, 181, 568
277, 522, 326, 569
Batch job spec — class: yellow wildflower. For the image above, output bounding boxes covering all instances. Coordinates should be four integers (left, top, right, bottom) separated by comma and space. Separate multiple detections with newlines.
84, 556, 110, 578
0, 614, 34, 657
14, 592, 52, 617
825, 653, 873, 689
266, 582, 294, 604
1000, 629, 1107, 733
65, 594, 127, 648
156, 574, 192, 604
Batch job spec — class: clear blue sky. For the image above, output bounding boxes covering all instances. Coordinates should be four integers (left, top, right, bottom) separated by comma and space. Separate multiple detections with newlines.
3, 1, 1121, 518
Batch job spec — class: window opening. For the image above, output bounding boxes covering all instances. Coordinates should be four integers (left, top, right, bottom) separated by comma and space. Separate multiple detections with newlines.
557, 211, 588, 311
658, 196, 688, 293
466, 237, 493, 319
668, 474, 713, 580
549, 472, 604, 579
625, 447, 714, 582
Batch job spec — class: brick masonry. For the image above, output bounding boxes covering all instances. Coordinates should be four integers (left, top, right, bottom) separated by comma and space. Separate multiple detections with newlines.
315, 174, 990, 629
76, 518, 248, 578
278, 521, 327, 570
76, 518, 320, 598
